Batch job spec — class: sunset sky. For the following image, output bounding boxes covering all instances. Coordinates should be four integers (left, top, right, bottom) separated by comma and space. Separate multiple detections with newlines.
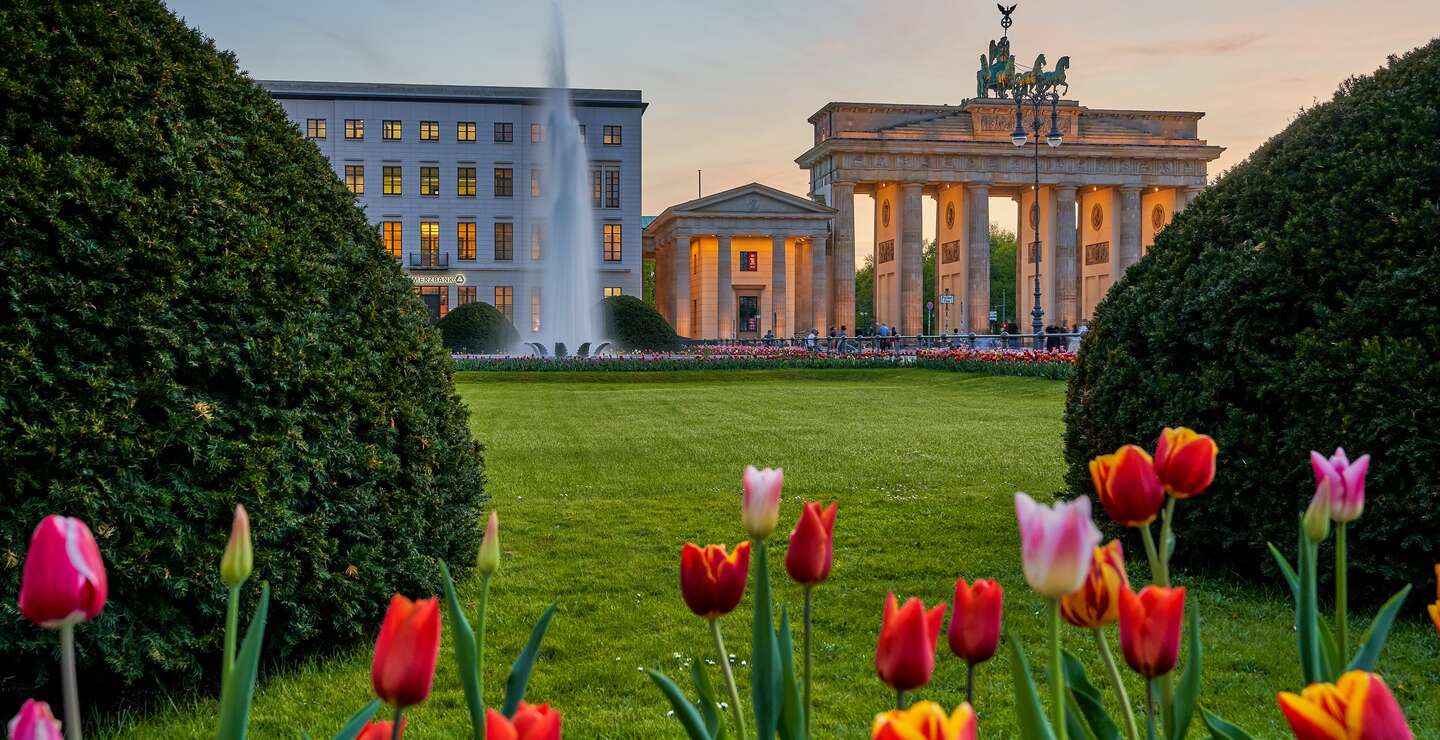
169, 0, 1440, 243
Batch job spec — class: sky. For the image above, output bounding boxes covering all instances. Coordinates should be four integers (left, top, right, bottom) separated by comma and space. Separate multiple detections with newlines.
167, 0, 1439, 245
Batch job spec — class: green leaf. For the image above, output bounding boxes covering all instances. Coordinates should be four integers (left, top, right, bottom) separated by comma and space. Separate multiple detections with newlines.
776, 607, 805, 740
1169, 607, 1201, 740
440, 561, 485, 738
1005, 629, 1058, 740
1317, 616, 1340, 681
1295, 519, 1322, 684
750, 540, 782, 740
1064, 692, 1102, 740
217, 582, 270, 740
330, 699, 382, 740
501, 598, 559, 717
1266, 542, 1299, 600
647, 670, 714, 740
1061, 651, 1121, 740
1199, 708, 1256, 739
1347, 584, 1412, 673
689, 657, 724, 740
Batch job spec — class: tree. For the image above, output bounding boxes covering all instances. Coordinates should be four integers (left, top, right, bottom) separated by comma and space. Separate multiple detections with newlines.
989, 224, 1018, 327
854, 254, 875, 333
642, 258, 656, 306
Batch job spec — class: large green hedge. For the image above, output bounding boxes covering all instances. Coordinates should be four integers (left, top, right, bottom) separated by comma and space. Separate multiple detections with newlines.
0, 0, 486, 700
1064, 41, 1440, 599
438, 301, 520, 354
603, 295, 681, 351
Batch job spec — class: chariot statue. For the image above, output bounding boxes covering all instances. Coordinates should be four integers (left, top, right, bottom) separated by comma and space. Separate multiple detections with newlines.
973, 4, 1071, 100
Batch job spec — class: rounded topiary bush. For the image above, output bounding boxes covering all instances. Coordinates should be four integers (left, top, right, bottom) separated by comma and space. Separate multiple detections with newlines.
603, 295, 682, 351
1064, 40, 1440, 599
438, 301, 521, 354
0, 0, 486, 699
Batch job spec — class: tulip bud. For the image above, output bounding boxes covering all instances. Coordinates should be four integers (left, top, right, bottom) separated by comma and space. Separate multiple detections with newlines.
741, 466, 784, 540
18, 515, 108, 629
477, 511, 500, 576
1303, 491, 1331, 544
7, 699, 62, 740
220, 505, 253, 588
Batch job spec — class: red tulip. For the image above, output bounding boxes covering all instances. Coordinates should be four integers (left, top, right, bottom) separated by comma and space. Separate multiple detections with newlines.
1153, 427, 1218, 499
1117, 585, 1185, 678
18, 515, 108, 629
875, 593, 948, 692
1061, 540, 1129, 629
486, 702, 563, 740
947, 578, 1002, 665
680, 542, 751, 619
785, 501, 837, 585
371, 595, 442, 708
872, 701, 977, 740
1277, 670, 1412, 739
356, 718, 404, 740
7, 699, 62, 740
1090, 445, 1165, 527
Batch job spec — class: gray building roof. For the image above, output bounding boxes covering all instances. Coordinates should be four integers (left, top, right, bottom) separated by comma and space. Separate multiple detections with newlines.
257, 80, 647, 111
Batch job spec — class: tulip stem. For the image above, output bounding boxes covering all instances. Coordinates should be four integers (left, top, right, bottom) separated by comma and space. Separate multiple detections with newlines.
1139, 525, 1167, 588
1092, 629, 1139, 740
895, 688, 905, 711
1158, 498, 1176, 587
803, 585, 813, 740
60, 623, 82, 740
391, 707, 405, 740
710, 618, 747, 740
965, 662, 975, 706
1049, 598, 1066, 740
1144, 680, 1157, 740
1335, 522, 1348, 662
476, 573, 491, 711
224, 584, 240, 680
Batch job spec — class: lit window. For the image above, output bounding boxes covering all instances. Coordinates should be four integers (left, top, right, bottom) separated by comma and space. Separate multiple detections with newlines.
494, 122, 513, 143
306, 118, 326, 139
457, 167, 476, 197
383, 165, 402, 196
420, 221, 439, 265
344, 164, 364, 195
494, 168, 513, 198
420, 121, 439, 141
605, 169, 620, 208
344, 119, 364, 140
494, 222, 513, 260
383, 120, 401, 141
530, 223, 544, 260
603, 223, 622, 262
591, 170, 602, 207
739, 250, 758, 272
457, 222, 476, 260
420, 166, 439, 197
603, 125, 622, 146
382, 221, 402, 259
530, 168, 541, 198
494, 286, 513, 321
531, 288, 541, 332
603, 287, 622, 298
458, 286, 477, 305
457, 121, 476, 142
530, 123, 543, 143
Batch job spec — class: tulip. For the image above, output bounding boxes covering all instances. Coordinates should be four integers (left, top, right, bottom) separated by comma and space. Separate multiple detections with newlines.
371, 595, 442, 710
1118, 585, 1185, 679
741, 465, 783, 539
1015, 493, 1102, 599
871, 701, 977, 740
876, 593, 948, 701
477, 511, 500, 576
679, 542, 751, 619
1089, 445, 1165, 528
1277, 671, 1412, 739
220, 505, 253, 588
1153, 427, 1217, 499
784, 501, 837, 585
1428, 564, 1439, 638
18, 516, 108, 629
1311, 448, 1369, 524
355, 718, 403, 740
7, 700, 62, 740
486, 703, 562, 740
948, 577, 1002, 706
1062, 541, 1138, 740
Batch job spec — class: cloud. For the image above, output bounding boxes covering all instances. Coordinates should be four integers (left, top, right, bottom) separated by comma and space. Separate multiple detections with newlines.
1111, 31, 1265, 58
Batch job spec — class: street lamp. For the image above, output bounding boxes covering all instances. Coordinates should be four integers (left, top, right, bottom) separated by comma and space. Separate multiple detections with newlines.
1012, 89, 1063, 345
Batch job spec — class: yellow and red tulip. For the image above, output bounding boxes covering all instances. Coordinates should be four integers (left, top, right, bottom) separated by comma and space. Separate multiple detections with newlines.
871, 700, 977, 740
7, 699, 62, 740
1117, 585, 1185, 678
785, 501, 837, 585
486, 702, 563, 740
371, 595, 442, 708
741, 466, 784, 539
1428, 564, 1439, 638
947, 578, 1003, 665
1089, 445, 1165, 528
1061, 540, 1129, 629
1014, 493, 1102, 599
1311, 448, 1369, 523
1153, 427, 1218, 499
18, 515, 108, 629
356, 718, 404, 740
1276, 670, 1412, 739
679, 542, 751, 619
875, 593, 948, 692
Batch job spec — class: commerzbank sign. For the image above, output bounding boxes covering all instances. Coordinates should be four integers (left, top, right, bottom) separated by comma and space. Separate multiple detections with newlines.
408, 273, 467, 286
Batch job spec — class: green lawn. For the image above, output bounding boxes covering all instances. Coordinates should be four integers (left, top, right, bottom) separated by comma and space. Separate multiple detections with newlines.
105, 370, 1438, 738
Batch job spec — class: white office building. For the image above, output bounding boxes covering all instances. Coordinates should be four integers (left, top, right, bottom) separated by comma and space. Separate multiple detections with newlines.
261, 80, 646, 328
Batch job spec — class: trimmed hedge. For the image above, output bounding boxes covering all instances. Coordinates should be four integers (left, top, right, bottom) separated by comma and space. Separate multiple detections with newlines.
0, 0, 486, 700
603, 295, 682, 351
438, 301, 520, 353
453, 352, 1074, 379
1063, 40, 1440, 599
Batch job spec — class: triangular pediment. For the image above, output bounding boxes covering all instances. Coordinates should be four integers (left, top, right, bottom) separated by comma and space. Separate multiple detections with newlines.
675, 183, 836, 216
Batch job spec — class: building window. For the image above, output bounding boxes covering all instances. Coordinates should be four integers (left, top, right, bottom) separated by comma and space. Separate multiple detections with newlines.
457, 222, 476, 260
419, 121, 439, 141
603, 287, 622, 298
457, 167, 476, 197
382, 221, 402, 259
306, 118, 326, 139
530, 168, 541, 198
344, 119, 364, 140
603, 223, 622, 262
420, 221, 439, 265
739, 250, 758, 272
591, 170, 602, 207
494, 222, 513, 260
530, 123, 543, 143
420, 166, 439, 197
383, 120, 401, 141
494, 122, 513, 143
344, 164, 364, 195
494, 167, 513, 198
530, 223, 544, 260
457, 121, 476, 142
383, 165, 402, 196
415, 286, 449, 319
604, 169, 620, 208
531, 288, 541, 332
603, 125, 622, 145
458, 286, 477, 305
494, 286, 513, 321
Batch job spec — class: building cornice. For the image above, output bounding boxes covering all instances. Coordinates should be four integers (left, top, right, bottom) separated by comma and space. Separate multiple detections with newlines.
258, 79, 648, 112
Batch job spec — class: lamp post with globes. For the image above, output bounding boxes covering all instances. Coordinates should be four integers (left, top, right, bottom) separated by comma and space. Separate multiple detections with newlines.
1011, 89, 1063, 346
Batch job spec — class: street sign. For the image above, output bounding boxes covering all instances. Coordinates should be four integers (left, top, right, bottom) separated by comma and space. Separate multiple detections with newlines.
926, 301, 934, 311
988, 310, 998, 322
939, 294, 955, 305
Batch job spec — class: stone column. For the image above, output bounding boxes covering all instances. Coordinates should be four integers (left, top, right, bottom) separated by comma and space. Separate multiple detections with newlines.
771, 234, 787, 337
716, 234, 733, 339
1117, 186, 1143, 272
810, 236, 829, 333
966, 183, 991, 332
898, 182, 924, 336
1054, 185, 1079, 327
1174, 186, 1204, 214
673, 233, 691, 337
830, 181, 856, 332
655, 241, 669, 323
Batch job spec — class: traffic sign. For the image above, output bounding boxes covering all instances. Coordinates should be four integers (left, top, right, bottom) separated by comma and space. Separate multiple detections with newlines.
939, 294, 956, 305
988, 310, 998, 322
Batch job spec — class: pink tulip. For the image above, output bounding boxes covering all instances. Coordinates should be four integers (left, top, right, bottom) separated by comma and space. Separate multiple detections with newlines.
1015, 493, 1102, 599
1311, 448, 1369, 523
18, 516, 108, 629
742, 466, 784, 539
7, 699, 62, 740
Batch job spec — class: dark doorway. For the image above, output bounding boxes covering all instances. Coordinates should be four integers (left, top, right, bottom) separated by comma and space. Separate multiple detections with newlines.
737, 294, 760, 339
